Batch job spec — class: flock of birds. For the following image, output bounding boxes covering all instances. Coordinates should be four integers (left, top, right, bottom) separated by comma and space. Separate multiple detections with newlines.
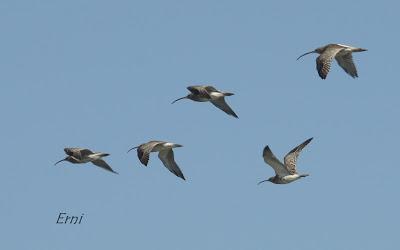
54, 43, 367, 184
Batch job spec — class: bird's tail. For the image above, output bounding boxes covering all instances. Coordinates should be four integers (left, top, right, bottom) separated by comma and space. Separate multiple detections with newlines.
223, 92, 234, 96
354, 48, 367, 52
300, 174, 309, 178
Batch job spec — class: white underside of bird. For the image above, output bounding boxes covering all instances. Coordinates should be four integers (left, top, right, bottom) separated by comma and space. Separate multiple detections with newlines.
209, 92, 224, 98
281, 174, 302, 183
84, 153, 108, 162
151, 142, 178, 152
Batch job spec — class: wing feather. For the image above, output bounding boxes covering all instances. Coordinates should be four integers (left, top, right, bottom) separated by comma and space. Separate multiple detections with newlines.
284, 138, 313, 174
92, 159, 118, 174
64, 148, 94, 160
137, 141, 164, 166
316, 47, 343, 79
335, 52, 358, 78
263, 146, 289, 177
204, 85, 218, 93
210, 97, 238, 118
158, 149, 185, 180
187, 86, 210, 97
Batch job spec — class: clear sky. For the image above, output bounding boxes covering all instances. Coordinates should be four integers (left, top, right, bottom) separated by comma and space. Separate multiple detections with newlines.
1, 0, 399, 249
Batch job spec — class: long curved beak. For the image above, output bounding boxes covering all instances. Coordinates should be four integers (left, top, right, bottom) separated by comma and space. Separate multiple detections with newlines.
127, 146, 138, 153
296, 50, 316, 60
257, 179, 269, 185
171, 96, 187, 104
54, 158, 66, 166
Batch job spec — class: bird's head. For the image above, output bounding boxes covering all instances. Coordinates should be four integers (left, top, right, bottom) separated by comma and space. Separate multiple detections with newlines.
314, 46, 325, 54
64, 148, 74, 156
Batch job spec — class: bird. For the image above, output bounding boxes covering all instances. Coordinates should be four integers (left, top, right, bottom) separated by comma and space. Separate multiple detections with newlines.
297, 44, 367, 79
172, 85, 238, 118
258, 138, 313, 185
127, 140, 186, 180
54, 148, 118, 174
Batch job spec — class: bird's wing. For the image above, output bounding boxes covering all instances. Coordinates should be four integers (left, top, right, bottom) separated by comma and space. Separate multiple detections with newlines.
137, 141, 164, 166
64, 148, 93, 160
210, 97, 238, 118
79, 148, 95, 157
284, 138, 313, 174
204, 85, 218, 93
158, 149, 185, 180
263, 146, 289, 177
64, 148, 80, 155
92, 159, 118, 174
187, 86, 211, 98
335, 52, 358, 78
316, 47, 343, 79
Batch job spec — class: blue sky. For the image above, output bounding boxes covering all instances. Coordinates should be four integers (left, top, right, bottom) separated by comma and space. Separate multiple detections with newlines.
0, 0, 399, 249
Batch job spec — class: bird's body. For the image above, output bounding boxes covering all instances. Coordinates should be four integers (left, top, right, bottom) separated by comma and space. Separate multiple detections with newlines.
54, 148, 118, 174
267, 174, 306, 184
259, 138, 313, 185
128, 140, 186, 180
172, 85, 238, 118
297, 43, 367, 79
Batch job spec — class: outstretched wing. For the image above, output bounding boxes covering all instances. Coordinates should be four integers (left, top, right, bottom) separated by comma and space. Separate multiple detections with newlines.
64, 148, 93, 160
79, 148, 95, 157
187, 86, 210, 97
158, 149, 185, 180
335, 52, 358, 78
210, 97, 238, 118
284, 138, 313, 174
263, 146, 289, 177
204, 85, 218, 93
316, 47, 343, 79
137, 141, 164, 166
92, 159, 118, 174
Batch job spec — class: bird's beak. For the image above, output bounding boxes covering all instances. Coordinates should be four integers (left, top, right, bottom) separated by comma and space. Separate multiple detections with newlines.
174, 144, 183, 148
54, 158, 66, 166
171, 96, 187, 104
127, 146, 138, 153
257, 179, 269, 185
296, 50, 316, 60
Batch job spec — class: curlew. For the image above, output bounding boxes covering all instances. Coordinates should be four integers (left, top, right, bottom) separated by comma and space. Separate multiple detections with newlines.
127, 140, 186, 180
54, 148, 118, 174
172, 85, 238, 118
258, 138, 313, 185
297, 44, 367, 79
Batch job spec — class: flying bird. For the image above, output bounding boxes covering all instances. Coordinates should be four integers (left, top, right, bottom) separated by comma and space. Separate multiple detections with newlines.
258, 138, 313, 185
297, 44, 367, 79
127, 140, 186, 180
172, 85, 238, 118
54, 148, 118, 174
